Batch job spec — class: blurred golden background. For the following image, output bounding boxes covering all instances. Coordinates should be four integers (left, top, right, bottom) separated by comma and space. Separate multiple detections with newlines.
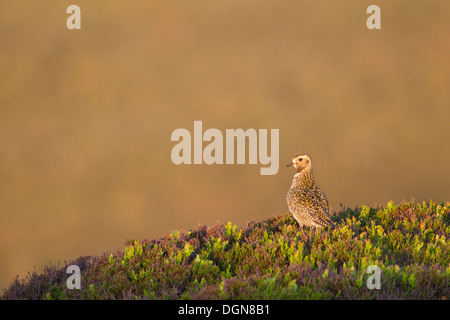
1, 1, 449, 290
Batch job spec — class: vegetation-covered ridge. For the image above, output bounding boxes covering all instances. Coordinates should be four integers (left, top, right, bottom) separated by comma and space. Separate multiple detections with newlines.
2, 200, 449, 300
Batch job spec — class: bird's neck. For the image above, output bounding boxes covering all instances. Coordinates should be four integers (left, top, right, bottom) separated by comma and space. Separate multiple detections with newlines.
292, 168, 315, 188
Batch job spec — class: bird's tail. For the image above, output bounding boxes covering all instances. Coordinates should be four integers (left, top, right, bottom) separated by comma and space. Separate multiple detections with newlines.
329, 219, 335, 229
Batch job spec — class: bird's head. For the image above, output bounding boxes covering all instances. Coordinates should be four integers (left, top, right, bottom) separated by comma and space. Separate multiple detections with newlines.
286, 153, 312, 172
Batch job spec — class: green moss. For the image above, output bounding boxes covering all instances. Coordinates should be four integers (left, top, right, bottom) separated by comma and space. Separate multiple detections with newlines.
2, 200, 449, 300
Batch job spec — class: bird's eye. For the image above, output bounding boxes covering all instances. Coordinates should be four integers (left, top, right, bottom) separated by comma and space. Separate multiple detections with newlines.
298, 158, 303, 161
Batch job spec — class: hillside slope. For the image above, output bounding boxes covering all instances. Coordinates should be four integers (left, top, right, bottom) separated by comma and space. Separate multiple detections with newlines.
2, 201, 449, 300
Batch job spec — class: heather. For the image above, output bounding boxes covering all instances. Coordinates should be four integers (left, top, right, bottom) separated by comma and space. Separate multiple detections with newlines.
2, 200, 449, 300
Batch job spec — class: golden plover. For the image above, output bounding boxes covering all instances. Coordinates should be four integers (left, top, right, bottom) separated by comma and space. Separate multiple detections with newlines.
286, 153, 334, 229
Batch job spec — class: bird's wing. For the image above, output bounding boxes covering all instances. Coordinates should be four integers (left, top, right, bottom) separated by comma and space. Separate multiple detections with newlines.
313, 187, 334, 227
289, 188, 333, 228
306, 188, 334, 227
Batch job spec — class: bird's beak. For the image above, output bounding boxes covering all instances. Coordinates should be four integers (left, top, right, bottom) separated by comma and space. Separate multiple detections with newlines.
286, 162, 293, 167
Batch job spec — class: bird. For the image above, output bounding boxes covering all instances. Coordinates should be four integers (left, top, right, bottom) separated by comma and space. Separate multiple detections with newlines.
286, 153, 334, 230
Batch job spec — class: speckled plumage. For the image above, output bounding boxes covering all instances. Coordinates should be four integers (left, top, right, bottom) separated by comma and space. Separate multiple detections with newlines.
286, 153, 334, 229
